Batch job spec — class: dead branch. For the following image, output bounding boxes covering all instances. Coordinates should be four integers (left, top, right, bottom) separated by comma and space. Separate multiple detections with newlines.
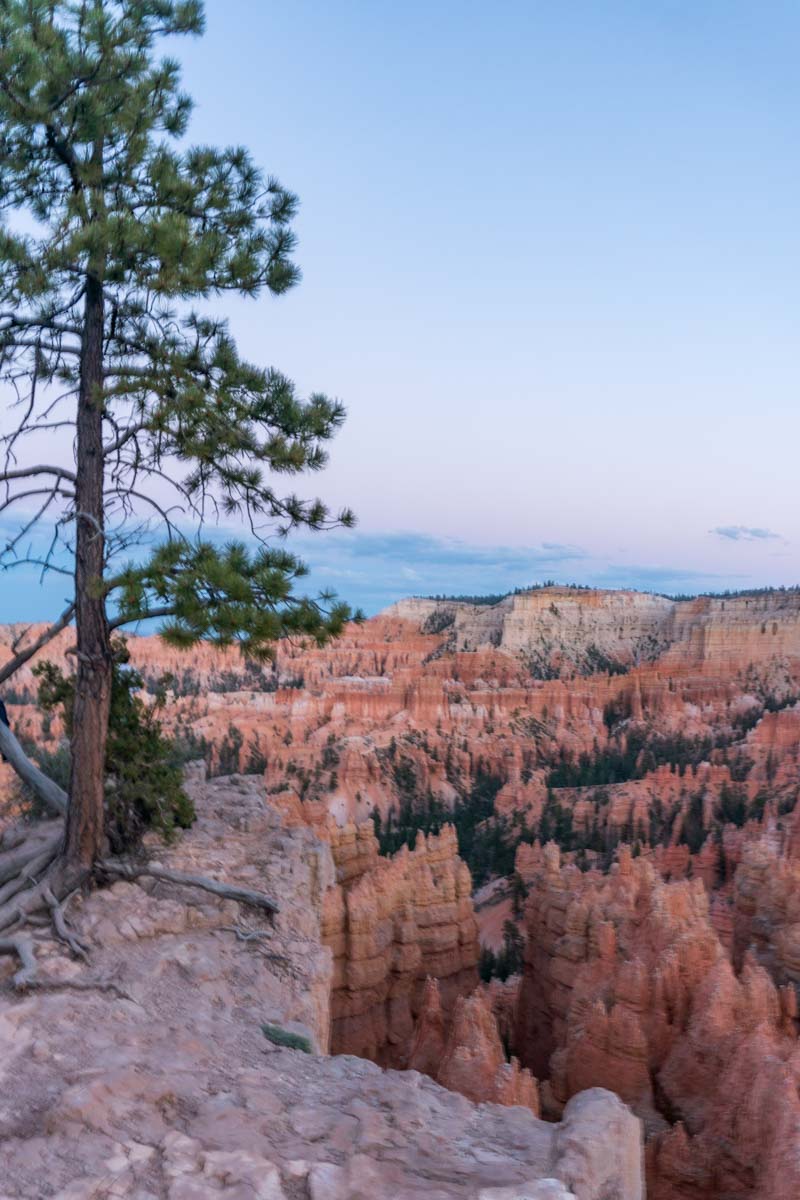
0, 601, 75, 685
0, 863, 75, 940
0, 465, 77, 486
0, 722, 68, 817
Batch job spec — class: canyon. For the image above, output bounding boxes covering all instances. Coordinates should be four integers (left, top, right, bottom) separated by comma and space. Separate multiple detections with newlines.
0, 770, 643, 1200
2, 584, 800, 1197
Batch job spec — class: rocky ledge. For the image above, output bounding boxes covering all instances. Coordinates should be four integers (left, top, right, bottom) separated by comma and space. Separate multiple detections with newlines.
0, 774, 643, 1199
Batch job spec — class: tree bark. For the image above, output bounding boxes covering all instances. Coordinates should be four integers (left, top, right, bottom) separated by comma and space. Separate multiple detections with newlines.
63, 274, 111, 874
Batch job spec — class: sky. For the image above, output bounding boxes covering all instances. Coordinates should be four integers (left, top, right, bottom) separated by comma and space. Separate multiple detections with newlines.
3, 1, 800, 617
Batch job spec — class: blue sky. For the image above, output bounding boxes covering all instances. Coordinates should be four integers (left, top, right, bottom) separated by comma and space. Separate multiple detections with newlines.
3, 1, 800, 617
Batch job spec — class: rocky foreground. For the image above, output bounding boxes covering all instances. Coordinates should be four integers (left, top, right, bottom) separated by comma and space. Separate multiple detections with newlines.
0, 772, 643, 1200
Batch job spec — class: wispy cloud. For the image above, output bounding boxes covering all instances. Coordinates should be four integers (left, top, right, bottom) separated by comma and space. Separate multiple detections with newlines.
286, 530, 589, 612
595, 564, 748, 594
334, 531, 586, 569
0, 520, 787, 623
711, 525, 783, 542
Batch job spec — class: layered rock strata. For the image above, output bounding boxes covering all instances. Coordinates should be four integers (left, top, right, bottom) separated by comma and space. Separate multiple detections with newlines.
409, 976, 540, 1112
512, 841, 800, 1200
321, 819, 480, 1062
3, 588, 800, 863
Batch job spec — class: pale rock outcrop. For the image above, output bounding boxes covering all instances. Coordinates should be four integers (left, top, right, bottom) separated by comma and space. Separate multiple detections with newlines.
0, 775, 644, 1200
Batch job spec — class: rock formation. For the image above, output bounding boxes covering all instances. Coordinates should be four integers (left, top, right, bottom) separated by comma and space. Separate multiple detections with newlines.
0, 774, 645, 1200
409, 977, 540, 1113
512, 840, 800, 1199
321, 819, 480, 1062
3, 587, 800, 867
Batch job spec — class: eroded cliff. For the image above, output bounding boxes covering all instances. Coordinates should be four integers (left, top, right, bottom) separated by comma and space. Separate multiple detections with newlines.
0, 773, 645, 1200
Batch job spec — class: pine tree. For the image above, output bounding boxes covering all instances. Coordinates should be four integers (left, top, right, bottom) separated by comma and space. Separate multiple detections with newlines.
0, 1, 356, 974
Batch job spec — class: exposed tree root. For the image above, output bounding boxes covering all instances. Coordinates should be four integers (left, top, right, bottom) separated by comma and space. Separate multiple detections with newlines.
0, 812, 279, 1000
0, 929, 134, 999
43, 886, 89, 961
0, 855, 89, 988
24, 976, 136, 1002
0, 840, 61, 910
220, 925, 274, 943
0, 934, 37, 989
100, 859, 280, 916
0, 825, 62, 888
0, 861, 75, 938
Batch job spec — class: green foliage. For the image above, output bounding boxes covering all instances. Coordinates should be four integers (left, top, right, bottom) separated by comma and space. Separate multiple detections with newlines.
716, 782, 748, 828
0, 0, 357, 660
583, 643, 628, 677
546, 725, 751, 790
678, 790, 707, 854
245, 736, 267, 776
421, 609, 457, 634
424, 583, 592, 606
34, 642, 194, 850
511, 870, 528, 918
537, 789, 574, 849
478, 920, 526, 983
371, 767, 511, 886
261, 1023, 312, 1053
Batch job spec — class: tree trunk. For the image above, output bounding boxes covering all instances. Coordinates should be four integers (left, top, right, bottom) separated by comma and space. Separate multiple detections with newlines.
63, 274, 111, 874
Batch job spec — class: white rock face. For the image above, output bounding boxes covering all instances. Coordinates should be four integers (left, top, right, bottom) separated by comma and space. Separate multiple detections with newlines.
387, 586, 800, 678
0, 775, 644, 1199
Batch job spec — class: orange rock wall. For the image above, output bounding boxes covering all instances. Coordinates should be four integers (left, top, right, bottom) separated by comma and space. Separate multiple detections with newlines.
320, 821, 479, 1064
408, 977, 539, 1113
512, 841, 800, 1200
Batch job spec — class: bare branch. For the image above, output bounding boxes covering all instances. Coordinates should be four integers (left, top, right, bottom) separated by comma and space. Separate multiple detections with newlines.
0, 336, 80, 356
0, 558, 73, 579
103, 421, 147, 457
0, 602, 75, 685
0, 723, 68, 817
0, 487, 75, 515
0, 465, 77, 486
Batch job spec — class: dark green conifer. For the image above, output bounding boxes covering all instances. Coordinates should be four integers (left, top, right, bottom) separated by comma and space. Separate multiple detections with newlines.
0, 1, 356, 876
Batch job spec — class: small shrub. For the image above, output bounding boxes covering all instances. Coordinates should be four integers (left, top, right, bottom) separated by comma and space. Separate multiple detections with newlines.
33, 640, 194, 851
261, 1023, 313, 1053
